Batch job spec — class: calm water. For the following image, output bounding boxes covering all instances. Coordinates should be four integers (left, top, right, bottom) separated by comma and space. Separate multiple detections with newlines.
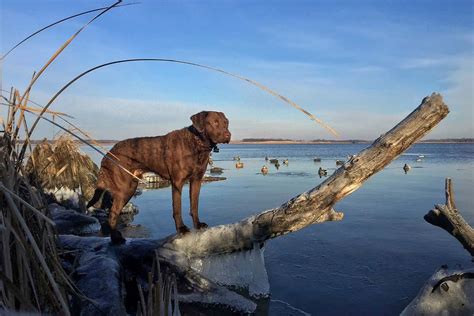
83, 143, 474, 315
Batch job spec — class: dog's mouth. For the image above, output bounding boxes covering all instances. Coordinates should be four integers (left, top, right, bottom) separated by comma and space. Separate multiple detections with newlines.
210, 132, 231, 145
215, 138, 230, 144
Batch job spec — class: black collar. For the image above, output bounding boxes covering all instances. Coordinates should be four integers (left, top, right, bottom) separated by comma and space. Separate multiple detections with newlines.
187, 126, 219, 152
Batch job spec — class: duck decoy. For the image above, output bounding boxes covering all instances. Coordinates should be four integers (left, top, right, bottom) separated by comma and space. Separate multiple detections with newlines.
318, 167, 328, 177
403, 163, 411, 174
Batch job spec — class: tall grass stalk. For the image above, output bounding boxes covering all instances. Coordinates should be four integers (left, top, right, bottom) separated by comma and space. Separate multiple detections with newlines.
1, 3, 124, 312
136, 252, 180, 316
0, 105, 73, 314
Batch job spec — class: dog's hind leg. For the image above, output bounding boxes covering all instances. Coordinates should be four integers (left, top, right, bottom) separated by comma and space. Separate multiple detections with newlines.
86, 188, 104, 209
109, 196, 127, 244
100, 190, 113, 210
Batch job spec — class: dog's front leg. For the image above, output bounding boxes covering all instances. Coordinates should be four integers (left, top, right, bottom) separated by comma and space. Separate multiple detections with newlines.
172, 180, 190, 234
189, 178, 208, 229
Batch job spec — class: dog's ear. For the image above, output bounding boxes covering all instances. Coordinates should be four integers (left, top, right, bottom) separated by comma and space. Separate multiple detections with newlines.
190, 111, 208, 132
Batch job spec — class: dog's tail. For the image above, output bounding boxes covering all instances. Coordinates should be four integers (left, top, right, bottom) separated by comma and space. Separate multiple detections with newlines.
86, 188, 104, 209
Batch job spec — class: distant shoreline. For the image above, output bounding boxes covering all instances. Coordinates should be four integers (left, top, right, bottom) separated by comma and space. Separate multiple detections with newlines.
22, 138, 474, 145
230, 140, 357, 144
231, 140, 474, 144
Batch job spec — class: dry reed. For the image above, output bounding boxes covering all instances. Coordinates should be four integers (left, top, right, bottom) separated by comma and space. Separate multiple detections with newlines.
0, 107, 73, 314
1, 2, 123, 313
136, 252, 180, 316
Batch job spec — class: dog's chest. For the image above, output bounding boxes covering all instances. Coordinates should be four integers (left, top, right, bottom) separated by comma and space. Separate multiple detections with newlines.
195, 152, 209, 167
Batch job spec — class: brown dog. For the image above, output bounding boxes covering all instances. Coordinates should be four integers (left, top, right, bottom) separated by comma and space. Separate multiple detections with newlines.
87, 111, 231, 244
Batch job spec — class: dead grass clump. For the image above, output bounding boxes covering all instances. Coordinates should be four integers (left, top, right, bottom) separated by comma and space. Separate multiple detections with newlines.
25, 134, 99, 207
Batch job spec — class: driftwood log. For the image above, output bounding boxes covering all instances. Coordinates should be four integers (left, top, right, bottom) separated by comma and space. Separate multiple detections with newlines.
59, 93, 450, 313
402, 179, 474, 315
424, 178, 474, 256
163, 93, 449, 257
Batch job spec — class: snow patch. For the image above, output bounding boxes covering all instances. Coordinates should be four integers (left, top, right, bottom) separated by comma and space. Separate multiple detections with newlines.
46, 186, 81, 208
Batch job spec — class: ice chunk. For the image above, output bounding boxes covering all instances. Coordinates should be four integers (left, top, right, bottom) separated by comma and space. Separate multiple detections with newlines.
189, 243, 270, 297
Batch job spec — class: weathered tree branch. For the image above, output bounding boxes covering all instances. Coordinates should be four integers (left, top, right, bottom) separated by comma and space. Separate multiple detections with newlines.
424, 178, 474, 256
402, 179, 474, 315
166, 93, 450, 258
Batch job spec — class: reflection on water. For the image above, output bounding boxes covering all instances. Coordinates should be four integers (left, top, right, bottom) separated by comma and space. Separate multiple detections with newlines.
82, 143, 474, 315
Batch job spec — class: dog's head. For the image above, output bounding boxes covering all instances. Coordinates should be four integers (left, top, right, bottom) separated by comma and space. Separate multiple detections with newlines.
191, 111, 231, 144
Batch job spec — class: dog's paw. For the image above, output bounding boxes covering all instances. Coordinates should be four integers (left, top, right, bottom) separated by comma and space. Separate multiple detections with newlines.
178, 225, 190, 235
196, 222, 208, 230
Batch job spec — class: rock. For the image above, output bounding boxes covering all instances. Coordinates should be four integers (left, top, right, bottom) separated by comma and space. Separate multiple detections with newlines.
203, 175, 226, 182
48, 203, 100, 235
210, 167, 224, 174
63, 236, 126, 315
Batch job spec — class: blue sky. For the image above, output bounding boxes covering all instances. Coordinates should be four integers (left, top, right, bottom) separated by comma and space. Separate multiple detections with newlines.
1, 0, 473, 140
